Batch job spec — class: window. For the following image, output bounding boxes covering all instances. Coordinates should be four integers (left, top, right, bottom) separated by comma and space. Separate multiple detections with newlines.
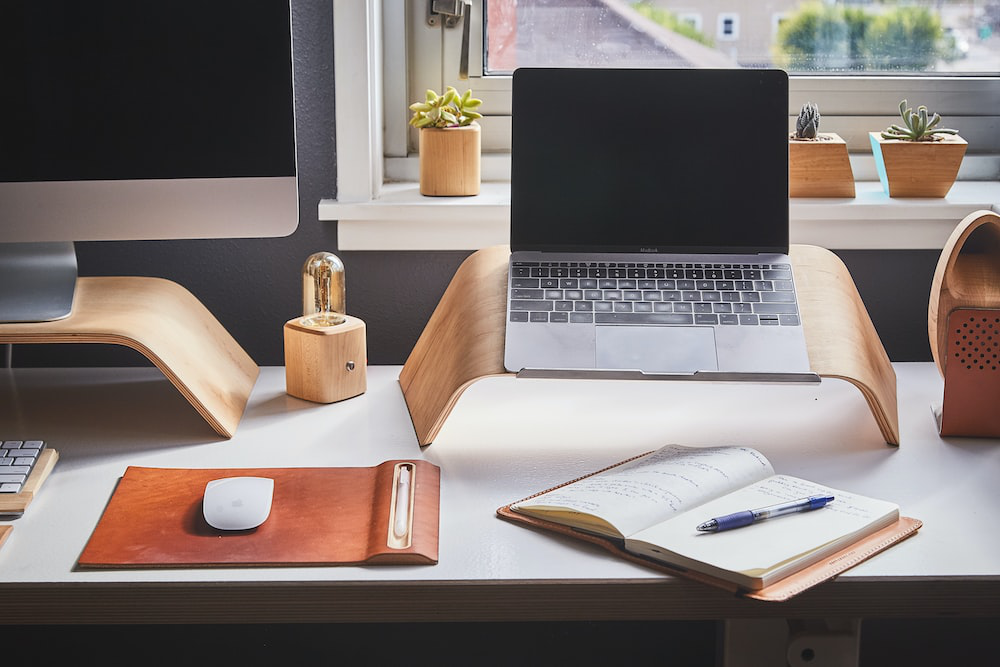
328, 1, 1000, 251
401, 1, 1000, 176
678, 12, 702, 33
773, 13, 789, 37
473, 1, 1000, 74
717, 13, 739, 41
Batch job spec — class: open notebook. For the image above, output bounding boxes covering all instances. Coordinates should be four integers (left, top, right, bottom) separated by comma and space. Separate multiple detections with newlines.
498, 444, 920, 601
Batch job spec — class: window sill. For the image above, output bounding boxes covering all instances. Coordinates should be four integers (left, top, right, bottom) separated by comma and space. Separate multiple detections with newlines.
319, 181, 1000, 251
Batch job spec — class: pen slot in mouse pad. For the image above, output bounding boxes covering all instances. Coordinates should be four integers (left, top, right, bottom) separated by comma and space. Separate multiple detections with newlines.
387, 463, 415, 550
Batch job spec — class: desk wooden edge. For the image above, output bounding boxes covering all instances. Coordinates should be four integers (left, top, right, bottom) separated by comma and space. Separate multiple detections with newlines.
0, 277, 259, 439
400, 245, 899, 447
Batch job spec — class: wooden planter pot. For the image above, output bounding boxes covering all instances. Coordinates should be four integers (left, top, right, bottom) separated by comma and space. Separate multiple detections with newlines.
788, 132, 855, 198
418, 123, 481, 196
869, 132, 967, 198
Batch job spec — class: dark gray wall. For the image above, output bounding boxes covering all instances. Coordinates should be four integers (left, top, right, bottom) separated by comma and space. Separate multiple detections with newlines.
11, 0, 938, 369
837, 249, 939, 361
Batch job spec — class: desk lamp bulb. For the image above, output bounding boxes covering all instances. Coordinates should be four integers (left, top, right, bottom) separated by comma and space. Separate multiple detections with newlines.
301, 251, 346, 327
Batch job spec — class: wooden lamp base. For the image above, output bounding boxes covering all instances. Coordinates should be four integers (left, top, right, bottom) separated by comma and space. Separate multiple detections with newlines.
284, 315, 367, 403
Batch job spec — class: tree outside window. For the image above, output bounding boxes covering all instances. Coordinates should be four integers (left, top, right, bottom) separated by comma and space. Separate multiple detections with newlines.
774, 2, 957, 71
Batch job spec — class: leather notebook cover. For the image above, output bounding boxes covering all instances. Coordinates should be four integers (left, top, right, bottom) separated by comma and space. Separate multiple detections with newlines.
940, 308, 1000, 437
78, 460, 440, 568
497, 460, 921, 602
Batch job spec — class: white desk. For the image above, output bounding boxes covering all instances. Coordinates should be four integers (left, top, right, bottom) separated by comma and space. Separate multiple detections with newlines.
1, 364, 999, 624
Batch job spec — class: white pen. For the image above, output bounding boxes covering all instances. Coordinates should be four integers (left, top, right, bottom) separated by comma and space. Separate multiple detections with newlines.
393, 466, 412, 539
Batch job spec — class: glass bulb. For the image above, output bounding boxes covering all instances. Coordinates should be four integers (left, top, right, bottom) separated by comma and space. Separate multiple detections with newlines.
300, 251, 346, 327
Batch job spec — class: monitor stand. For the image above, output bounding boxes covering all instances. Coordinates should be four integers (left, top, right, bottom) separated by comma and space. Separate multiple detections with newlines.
0, 251, 259, 438
0, 242, 77, 323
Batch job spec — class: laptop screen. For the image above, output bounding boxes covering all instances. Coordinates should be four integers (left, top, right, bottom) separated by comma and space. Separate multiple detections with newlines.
510, 68, 789, 255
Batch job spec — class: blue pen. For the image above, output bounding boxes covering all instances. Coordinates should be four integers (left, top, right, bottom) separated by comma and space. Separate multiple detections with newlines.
696, 494, 835, 532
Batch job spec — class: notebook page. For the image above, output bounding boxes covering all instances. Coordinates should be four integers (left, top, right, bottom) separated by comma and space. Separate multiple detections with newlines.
511, 445, 774, 538
626, 475, 900, 583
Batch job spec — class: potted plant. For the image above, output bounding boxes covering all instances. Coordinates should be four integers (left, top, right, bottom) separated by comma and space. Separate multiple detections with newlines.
788, 102, 855, 198
409, 86, 483, 196
869, 99, 967, 198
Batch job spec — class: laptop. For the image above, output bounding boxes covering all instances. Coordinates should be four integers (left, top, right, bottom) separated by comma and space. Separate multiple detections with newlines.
503, 68, 816, 382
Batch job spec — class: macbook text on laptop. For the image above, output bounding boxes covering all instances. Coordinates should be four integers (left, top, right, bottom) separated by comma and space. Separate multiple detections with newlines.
503, 67, 816, 381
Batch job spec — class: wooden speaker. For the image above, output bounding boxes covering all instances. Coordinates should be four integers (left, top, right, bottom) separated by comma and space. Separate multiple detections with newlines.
940, 308, 1000, 436
284, 315, 367, 403
928, 210, 1000, 436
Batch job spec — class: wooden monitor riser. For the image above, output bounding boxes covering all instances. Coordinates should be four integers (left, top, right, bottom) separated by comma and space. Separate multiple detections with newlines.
400, 245, 899, 447
0, 277, 258, 439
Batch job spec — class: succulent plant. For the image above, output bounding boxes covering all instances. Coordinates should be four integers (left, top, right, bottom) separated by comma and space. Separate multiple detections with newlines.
409, 86, 483, 129
881, 99, 959, 141
794, 102, 820, 139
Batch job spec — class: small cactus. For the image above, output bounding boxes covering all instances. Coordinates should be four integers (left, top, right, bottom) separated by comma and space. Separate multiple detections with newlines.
881, 99, 959, 141
794, 102, 820, 139
409, 86, 483, 129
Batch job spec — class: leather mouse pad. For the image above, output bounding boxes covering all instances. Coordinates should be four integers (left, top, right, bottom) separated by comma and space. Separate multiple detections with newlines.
77, 461, 440, 568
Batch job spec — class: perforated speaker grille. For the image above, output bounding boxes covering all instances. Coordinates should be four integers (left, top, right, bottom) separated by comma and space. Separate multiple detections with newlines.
951, 313, 1000, 372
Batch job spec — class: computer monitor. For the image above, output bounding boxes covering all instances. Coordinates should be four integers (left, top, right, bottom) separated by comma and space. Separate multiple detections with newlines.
0, 0, 299, 322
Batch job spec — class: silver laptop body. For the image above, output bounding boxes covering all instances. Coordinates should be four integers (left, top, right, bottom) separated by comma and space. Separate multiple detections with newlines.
503, 68, 816, 382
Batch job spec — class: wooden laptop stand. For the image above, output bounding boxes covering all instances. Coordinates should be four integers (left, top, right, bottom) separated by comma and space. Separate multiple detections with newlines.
0, 277, 258, 439
400, 244, 899, 447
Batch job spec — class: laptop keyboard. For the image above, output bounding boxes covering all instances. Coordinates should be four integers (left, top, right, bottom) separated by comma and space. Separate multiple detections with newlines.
0, 440, 46, 493
508, 261, 799, 327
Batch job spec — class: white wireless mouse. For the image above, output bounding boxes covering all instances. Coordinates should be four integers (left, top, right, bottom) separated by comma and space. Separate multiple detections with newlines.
202, 476, 274, 531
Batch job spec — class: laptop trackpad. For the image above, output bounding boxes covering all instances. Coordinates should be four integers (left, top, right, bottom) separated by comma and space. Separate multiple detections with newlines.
595, 326, 718, 373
